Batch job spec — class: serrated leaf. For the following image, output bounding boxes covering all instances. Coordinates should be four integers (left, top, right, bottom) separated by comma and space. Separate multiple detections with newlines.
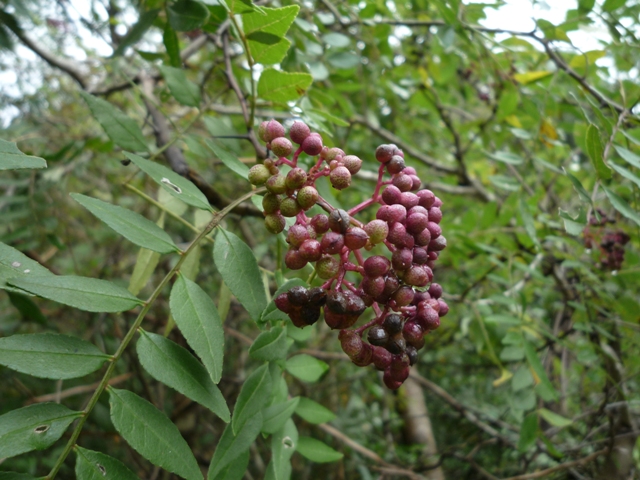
262, 397, 299, 434
232, 364, 272, 434
75, 446, 139, 480
285, 354, 328, 383
168, 0, 210, 31
137, 331, 230, 421
513, 71, 552, 84
614, 145, 640, 169
109, 388, 202, 480
159, 66, 201, 107
169, 275, 225, 383
518, 413, 538, 452
213, 229, 267, 322
0, 139, 47, 170
71, 193, 178, 254
257, 69, 313, 103
207, 412, 262, 479
585, 125, 611, 179
296, 437, 342, 463
79, 92, 148, 152
8, 275, 142, 313
124, 152, 211, 211
244, 6, 299, 65
163, 24, 181, 68
485, 150, 524, 165
611, 162, 640, 188
265, 418, 298, 480
249, 327, 289, 361
539, 408, 572, 428
294, 397, 336, 424
0, 241, 53, 292
602, 185, 640, 226
205, 140, 249, 179
113, 9, 160, 56
0, 333, 109, 379
0, 403, 81, 459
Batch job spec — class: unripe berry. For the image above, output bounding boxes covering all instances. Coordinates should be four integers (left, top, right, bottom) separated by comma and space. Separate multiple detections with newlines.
258, 121, 269, 142
392, 248, 413, 271
289, 121, 311, 145
261, 119, 285, 142
248, 164, 271, 186
328, 209, 350, 233
426, 221, 441, 239
375, 144, 394, 163
429, 207, 443, 224
364, 220, 389, 244
266, 174, 287, 194
428, 283, 443, 299
324, 147, 345, 161
364, 255, 391, 277
299, 239, 322, 262
372, 346, 393, 370
262, 193, 281, 214
393, 286, 415, 307
406, 213, 429, 234
311, 214, 330, 234
329, 160, 339, 171
381, 185, 402, 205
342, 155, 362, 174
362, 275, 386, 297
285, 249, 307, 270
330, 166, 352, 190
387, 155, 406, 174
321, 231, 345, 255
279, 197, 302, 217
297, 186, 318, 210
393, 174, 413, 192
404, 265, 429, 287
400, 192, 419, 210
285, 167, 307, 189
271, 137, 293, 157
287, 286, 309, 306
265, 214, 286, 234
437, 299, 449, 317
383, 314, 403, 335
344, 227, 368, 250
302, 133, 323, 156
287, 224, 310, 247
403, 321, 424, 349
367, 325, 389, 346
429, 235, 447, 252
316, 255, 340, 279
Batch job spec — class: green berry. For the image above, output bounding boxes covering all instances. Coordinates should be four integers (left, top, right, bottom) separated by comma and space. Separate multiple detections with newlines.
265, 214, 286, 234
248, 164, 271, 186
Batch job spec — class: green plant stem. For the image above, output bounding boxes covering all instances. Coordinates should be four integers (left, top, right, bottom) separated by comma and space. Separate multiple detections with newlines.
46, 187, 264, 479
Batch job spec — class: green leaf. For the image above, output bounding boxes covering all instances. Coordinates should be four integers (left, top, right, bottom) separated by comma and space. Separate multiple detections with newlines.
8, 275, 143, 313
169, 275, 225, 383
602, 185, 640, 226
7, 291, 48, 325
322, 32, 350, 47
285, 354, 328, 383
257, 68, 313, 103
262, 397, 300, 434
584, 125, 611, 179
578, 0, 595, 12
75, 446, 139, 480
205, 139, 250, 179
128, 246, 161, 295
309, 109, 350, 127
496, 86, 519, 121
123, 152, 211, 211
614, 145, 640, 169
513, 71, 552, 84
0, 139, 47, 170
168, 0, 210, 31
518, 413, 538, 452
0, 403, 81, 459
244, 6, 299, 65
249, 327, 289, 361
294, 397, 336, 424
163, 24, 181, 68
0, 333, 109, 379
260, 278, 307, 323
0, 241, 53, 292
564, 170, 596, 209
207, 412, 263, 479
611, 162, 640, 188
569, 50, 605, 69
232, 363, 272, 434
209, 450, 249, 480
518, 198, 539, 249
71, 193, 178, 254
79, 92, 148, 152
112, 9, 160, 56
523, 340, 558, 401
0, 473, 37, 480
159, 66, 201, 107
265, 418, 298, 480
296, 437, 343, 463
213, 229, 267, 322
559, 208, 586, 236
485, 150, 524, 165
109, 388, 202, 480
538, 408, 572, 428
602, 0, 626, 12
137, 331, 230, 421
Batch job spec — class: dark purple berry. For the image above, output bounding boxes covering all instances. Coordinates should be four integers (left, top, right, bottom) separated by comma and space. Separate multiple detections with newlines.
285, 249, 307, 270
375, 144, 394, 163
311, 214, 330, 234
287, 286, 309, 306
387, 155, 406, 174
321, 231, 345, 255
383, 314, 403, 335
367, 325, 389, 346
299, 239, 322, 262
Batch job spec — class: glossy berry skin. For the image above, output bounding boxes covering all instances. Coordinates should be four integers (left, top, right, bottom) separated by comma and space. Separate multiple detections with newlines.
287, 286, 309, 306
363, 255, 391, 277
375, 144, 394, 163
367, 325, 389, 346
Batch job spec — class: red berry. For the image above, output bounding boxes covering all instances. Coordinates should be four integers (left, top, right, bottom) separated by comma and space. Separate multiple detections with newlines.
344, 227, 368, 250
311, 214, 330, 234
321, 231, 345, 255
301, 133, 323, 156
363, 255, 391, 277
271, 137, 293, 157
392, 174, 413, 192
316, 255, 340, 279
428, 283, 443, 299
416, 189, 436, 208
299, 239, 322, 262
289, 121, 311, 144
381, 185, 402, 205
285, 249, 307, 270
375, 144, 394, 163
287, 224, 310, 247
364, 220, 389, 244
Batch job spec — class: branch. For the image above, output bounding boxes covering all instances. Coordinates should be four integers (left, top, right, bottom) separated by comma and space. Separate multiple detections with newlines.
499, 449, 607, 480
356, 169, 486, 198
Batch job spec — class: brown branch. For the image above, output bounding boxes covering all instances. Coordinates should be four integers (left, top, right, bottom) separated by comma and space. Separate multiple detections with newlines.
28, 373, 134, 404
499, 449, 607, 480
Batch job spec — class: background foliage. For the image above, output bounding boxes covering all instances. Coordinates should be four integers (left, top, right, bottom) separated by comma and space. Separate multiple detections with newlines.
1, 0, 639, 479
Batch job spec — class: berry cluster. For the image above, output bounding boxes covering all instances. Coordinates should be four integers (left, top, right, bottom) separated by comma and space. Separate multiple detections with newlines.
250, 119, 449, 389
583, 211, 630, 271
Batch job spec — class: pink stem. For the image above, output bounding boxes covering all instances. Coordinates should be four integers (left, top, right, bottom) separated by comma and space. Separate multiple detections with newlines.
291, 146, 303, 166
276, 157, 295, 167
353, 248, 365, 267
348, 197, 376, 216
